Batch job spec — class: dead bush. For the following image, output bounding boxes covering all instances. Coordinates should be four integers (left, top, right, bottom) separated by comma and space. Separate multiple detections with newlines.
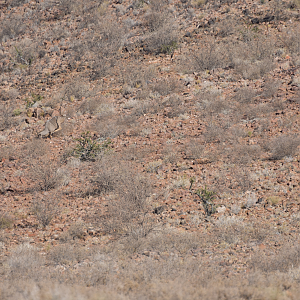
226, 144, 261, 165
198, 96, 229, 118
142, 9, 178, 55
12, 38, 38, 66
90, 58, 113, 81
271, 98, 285, 111
0, 88, 19, 101
280, 24, 300, 57
84, 16, 125, 59
203, 123, 227, 143
0, 16, 26, 42
268, 135, 300, 160
214, 218, 273, 246
32, 194, 59, 228
0, 105, 15, 131
185, 138, 204, 160
191, 40, 230, 71
149, 0, 168, 12
232, 166, 253, 192
151, 78, 182, 96
144, 11, 166, 32
121, 64, 156, 91
241, 103, 271, 121
29, 158, 63, 191
233, 87, 257, 104
79, 97, 103, 115
261, 80, 280, 99
162, 146, 180, 164
22, 139, 47, 160
62, 78, 90, 102
88, 155, 129, 196
233, 35, 276, 79
0, 145, 15, 161
141, 229, 203, 254
234, 58, 275, 80
93, 117, 122, 139
163, 95, 187, 118
196, 90, 229, 117
64, 222, 86, 241
6, 0, 27, 7
90, 157, 155, 240
58, 0, 84, 16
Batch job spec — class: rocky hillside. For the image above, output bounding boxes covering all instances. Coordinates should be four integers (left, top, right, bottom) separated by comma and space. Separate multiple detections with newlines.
1, 0, 300, 298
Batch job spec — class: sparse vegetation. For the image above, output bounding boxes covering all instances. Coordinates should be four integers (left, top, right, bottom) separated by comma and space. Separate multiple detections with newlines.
72, 132, 112, 161
195, 186, 217, 216
269, 135, 300, 160
32, 195, 59, 228
2, 0, 300, 298
24, 93, 42, 108
0, 213, 14, 229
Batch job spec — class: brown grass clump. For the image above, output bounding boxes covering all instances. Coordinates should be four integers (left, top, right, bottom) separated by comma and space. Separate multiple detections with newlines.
47, 243, 87, 265
250, 241, 300, 273
6, 243, 44, 279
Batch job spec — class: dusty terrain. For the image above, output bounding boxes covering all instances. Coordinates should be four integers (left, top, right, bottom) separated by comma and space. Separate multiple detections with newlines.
1, 0, 300, 298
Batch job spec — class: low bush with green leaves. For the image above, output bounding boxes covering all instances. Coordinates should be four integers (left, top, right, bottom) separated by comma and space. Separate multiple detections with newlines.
72, 132, 112, 161
13, 108, 22, 116
195, 186, 216, 216
24, 93, 43, 108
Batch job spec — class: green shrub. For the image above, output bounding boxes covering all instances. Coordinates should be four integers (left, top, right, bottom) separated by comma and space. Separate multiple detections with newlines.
72, 131, 112, 161
24, 93, 43, 108
161, 41, 178, 55
195, 186, 216, 216
13, 108, 22, 116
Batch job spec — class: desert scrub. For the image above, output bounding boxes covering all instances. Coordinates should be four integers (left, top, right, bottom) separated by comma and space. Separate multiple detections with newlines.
14, 46, 33, 66
13, 108, 22, 116
268, 135, 300, 160
24, 93, 43, 108
161, 41, 178, 55
32, 196, 59, 228
72, 131, 112, 161
0, 213, 14, 229
195, 186, 217, 216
